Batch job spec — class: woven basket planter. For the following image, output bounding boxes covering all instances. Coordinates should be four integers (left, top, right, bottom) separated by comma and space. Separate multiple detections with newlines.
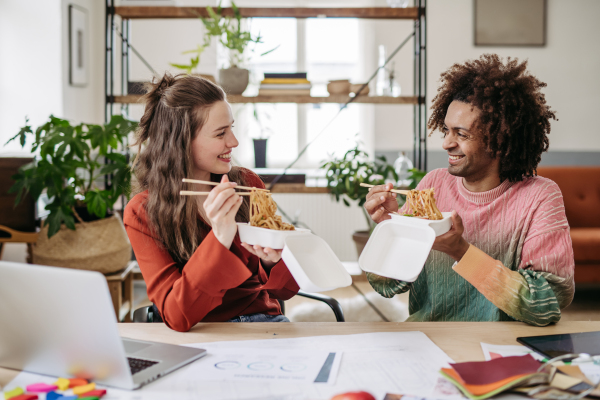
33, 214, 131, 274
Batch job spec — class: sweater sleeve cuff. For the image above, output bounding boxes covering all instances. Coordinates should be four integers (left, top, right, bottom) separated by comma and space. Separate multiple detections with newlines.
185, 230, 252, 296
262, 259, 299, 291
452, 244, 497, 287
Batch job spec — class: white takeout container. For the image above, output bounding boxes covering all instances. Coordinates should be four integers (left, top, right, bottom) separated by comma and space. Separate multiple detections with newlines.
237, 223, 352, 292
237, 223, 311, 249
389, 211, 452, 236
282, 234, 352, 292
358, 212, 452, 282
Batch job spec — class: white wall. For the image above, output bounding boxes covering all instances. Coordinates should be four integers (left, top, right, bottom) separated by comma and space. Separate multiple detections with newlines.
61, 0, 105, 125
0, 0, 104, 154
374, 0, 600, 154
0, 0, 63, 154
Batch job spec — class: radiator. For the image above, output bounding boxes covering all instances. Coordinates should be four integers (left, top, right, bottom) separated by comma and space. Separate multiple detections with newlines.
271, 193, 370, 261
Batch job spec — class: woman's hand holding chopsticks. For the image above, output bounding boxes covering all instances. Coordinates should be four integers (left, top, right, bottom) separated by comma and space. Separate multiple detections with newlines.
364, 183, 400, 224
202, 175, 243, 249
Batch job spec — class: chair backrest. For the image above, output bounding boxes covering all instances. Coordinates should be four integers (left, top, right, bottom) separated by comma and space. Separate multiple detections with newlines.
0, 157, 36, 236
536, 166, 600, 228
133, 304, 163, 323
0, 225, 38, 243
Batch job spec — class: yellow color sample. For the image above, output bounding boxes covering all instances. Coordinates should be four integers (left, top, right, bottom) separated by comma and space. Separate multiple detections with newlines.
4, 387, 24, 399
72, 383, 96, 395
55, 377, 70, 391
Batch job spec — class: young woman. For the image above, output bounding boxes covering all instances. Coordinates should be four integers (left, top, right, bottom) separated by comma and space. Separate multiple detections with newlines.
124, 73, 299, 332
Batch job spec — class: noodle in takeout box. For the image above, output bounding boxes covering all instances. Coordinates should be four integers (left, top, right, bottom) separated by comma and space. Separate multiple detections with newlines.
181, 179, 352, 292
359, 186, 452, 282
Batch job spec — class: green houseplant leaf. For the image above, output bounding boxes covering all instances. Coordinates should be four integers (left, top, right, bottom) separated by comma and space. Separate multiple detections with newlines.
6, 115, 138, 238
199, 1, 277, 68
320, 143, 426, 231
171, 1, 279, 73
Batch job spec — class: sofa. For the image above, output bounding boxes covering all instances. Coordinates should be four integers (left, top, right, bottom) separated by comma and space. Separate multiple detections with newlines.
537, 167, 600, 283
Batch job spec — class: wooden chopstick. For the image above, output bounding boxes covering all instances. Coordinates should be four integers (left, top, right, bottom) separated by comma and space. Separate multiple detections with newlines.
360, 183, 409, 195
182, 178, 270, 192
180, 190, 252, 196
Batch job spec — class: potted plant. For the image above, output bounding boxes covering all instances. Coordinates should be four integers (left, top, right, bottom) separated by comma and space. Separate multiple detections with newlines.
320, 144, 425, 256
199, 1, 277, 94
6, 115, 139, 273
169, 45, 217, 83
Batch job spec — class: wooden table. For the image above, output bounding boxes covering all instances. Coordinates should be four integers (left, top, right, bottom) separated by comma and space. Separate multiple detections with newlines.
2, 321, 600, 388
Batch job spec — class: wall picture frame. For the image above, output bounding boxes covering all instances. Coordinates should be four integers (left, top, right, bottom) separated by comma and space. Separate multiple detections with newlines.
69, 4, 88, 87
474, 0, 546, 46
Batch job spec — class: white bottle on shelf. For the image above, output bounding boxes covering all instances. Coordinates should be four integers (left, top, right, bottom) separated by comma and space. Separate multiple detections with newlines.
393, 151, 414, 187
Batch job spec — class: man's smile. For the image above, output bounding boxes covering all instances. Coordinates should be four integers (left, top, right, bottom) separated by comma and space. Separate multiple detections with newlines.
448, 154, 465, 165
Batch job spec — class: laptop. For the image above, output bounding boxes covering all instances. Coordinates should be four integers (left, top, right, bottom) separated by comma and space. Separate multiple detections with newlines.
0, 261, 206, 390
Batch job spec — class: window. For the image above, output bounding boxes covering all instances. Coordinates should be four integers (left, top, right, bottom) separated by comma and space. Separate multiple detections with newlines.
243, 17, 364, 169
305, 18, 361, 166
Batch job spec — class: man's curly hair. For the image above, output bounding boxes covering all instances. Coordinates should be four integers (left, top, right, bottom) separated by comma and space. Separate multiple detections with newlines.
428, 54, 557, 182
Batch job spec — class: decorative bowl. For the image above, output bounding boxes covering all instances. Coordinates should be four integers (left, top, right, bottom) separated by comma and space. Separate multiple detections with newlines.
327, 79, 351, 95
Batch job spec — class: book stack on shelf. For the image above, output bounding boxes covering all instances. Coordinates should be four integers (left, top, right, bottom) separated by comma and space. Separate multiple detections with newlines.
259, 73, 312, 96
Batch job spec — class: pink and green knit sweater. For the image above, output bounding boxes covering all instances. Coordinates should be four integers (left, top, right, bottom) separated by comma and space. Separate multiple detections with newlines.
367, 168, 575, 326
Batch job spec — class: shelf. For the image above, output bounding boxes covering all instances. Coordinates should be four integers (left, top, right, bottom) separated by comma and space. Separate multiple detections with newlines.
269, 184, 330, 194
111, 94, 421, 105
113, 7, 420, 20
106, 0, 427, 169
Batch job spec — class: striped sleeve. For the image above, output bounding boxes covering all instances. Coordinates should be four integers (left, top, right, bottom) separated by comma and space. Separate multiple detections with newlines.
453, 180, 575, 326
366, 272, 412, 298
453, 229, 574, 326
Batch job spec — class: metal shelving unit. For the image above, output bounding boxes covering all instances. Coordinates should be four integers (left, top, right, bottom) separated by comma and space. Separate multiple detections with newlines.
105, 1, 428, 169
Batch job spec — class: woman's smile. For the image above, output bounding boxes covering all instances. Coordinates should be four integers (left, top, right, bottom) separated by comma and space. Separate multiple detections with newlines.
217, 151, 232, 162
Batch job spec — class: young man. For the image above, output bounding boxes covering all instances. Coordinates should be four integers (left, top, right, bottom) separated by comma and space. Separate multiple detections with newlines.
365, 54, 574, 326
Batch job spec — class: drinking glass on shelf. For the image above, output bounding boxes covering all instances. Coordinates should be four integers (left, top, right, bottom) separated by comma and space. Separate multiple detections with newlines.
376, 45, 389, 96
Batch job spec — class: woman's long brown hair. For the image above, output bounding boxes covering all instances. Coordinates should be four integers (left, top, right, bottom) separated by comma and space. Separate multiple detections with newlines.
132, 73, 251, 265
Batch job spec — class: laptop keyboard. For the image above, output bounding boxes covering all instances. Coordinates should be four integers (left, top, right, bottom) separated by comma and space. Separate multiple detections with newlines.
127, 357, 159, 375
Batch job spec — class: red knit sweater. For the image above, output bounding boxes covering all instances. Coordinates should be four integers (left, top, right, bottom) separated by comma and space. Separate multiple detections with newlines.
123, 170, 299, 331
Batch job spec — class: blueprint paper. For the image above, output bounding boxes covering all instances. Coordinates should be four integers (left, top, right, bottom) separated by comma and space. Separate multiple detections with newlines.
5, 332, 455, 400
178, 347, 332, 384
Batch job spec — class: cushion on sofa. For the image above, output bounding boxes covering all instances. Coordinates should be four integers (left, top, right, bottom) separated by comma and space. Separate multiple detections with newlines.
570, 228, 600, 262
536, 167, 600, 228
